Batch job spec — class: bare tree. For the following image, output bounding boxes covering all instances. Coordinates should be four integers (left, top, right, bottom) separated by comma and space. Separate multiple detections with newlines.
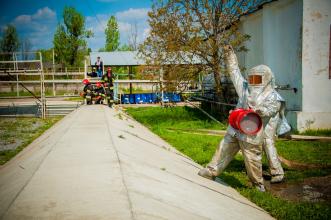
139, 0, 260, 99
21, 38, 32, 60
128, 22, 138, 51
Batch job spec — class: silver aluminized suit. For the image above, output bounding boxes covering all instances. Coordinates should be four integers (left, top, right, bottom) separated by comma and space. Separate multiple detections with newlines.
199, 48, 290, 189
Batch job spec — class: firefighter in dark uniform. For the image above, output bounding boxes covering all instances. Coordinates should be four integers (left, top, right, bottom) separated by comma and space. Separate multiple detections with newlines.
82, 79, 94, 105
94, 82, 106, 104
87, 67, 98, 77
101, 67, 114, 107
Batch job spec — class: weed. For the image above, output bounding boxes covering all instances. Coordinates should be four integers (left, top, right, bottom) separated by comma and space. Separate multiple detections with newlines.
118, 135, 125, 139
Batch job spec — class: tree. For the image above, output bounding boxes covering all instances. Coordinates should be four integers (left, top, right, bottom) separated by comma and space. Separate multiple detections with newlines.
128, 22, 138, 51
118, 44, 133, 51
139, 0, 260, 99
21, 38, 32, 60
105, 16, 120, 51
53, 6, 92, 66
36, 48, 53, 63
53, 24, 67, 65
0, 25, 20, 55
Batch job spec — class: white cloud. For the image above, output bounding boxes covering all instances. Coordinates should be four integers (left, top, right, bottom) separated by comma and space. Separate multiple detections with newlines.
86, 14, 108, 33
32, 7, 56, 20
85, 14, 108, 50
6, 6, 150, 51
13, 7, 56, 26
86, 7, 150, 51
118, 21, 131, 33
115, 8, 149, 22
9, 7, 57, 50
13, 15, 31, 25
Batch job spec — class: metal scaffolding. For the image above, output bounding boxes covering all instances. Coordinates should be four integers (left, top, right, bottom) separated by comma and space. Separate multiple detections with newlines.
0, 52, 46, 119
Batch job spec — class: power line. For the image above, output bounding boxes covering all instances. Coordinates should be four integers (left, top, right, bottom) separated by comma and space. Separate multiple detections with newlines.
86, 0, 105, 28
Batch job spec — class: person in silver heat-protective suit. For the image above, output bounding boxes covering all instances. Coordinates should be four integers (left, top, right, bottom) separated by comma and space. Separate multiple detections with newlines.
198, 46, 291, 191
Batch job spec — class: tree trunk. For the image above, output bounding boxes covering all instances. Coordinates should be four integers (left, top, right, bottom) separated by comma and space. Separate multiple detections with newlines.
213, 68, 223, 102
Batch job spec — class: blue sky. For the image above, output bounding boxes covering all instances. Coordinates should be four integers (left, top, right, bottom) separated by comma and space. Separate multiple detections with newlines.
0, 0, 152, 51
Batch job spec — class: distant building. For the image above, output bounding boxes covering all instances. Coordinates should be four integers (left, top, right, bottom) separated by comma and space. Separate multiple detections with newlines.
238, 0, 331, 131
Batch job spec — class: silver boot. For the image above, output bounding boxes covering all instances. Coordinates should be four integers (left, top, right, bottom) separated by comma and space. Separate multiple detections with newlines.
198, 168, 216, 180
256, 184, 266, 192
270, 174, 284, 183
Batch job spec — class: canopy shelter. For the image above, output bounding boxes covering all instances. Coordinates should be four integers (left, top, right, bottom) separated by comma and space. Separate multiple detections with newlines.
89, 51, 147, 96
90, 51, 145, 67
89, 51, 203, 100
90, 51, 203, 66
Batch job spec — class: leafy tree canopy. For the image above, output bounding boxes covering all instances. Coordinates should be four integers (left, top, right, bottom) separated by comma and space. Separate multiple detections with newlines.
118, 44, 134, 51
139, 0, 262, 98
105, 16, 120, 51
0, 25, 20, 54
53, 6, 92, 66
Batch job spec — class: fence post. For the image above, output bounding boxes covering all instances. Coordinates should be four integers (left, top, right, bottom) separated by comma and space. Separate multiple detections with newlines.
13, 53, 19, 97
160, 67, 164, 103
16, 71, 19, 97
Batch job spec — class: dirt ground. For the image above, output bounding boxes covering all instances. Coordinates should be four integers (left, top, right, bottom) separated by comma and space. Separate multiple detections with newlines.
266, 175, 331, 203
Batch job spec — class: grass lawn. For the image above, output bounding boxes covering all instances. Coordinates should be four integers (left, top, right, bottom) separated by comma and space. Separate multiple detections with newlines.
276, 140, 331, 166
0, 116, 63, 165
299, 129, 331, 137
64, 96, 84, 101
0, 90, 77, 97
126, 106, 331, 220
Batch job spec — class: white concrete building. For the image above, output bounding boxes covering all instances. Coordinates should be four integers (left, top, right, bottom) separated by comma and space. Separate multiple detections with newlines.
238, 0, 331, 131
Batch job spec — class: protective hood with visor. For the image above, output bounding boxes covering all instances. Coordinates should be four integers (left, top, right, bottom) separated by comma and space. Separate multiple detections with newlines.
247, 65, 275, 100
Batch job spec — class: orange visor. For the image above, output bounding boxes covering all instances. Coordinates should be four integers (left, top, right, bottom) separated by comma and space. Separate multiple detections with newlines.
248, 75, 262, 85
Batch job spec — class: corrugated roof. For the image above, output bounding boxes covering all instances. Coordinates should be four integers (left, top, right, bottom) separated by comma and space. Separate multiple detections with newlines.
90, 51, 203, 66
90, 51, 145, 66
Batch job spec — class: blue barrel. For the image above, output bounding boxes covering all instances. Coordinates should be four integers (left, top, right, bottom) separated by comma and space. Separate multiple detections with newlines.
141, 93, 152, 103
148, 93, 154, 103
172, 93, 181, 102
122, 94, 130, 104
129, 94, 135, 104
162, 93, 170, 102
140, 93, 147, 103
135, 94, 143, 104
151, 93, 158, 103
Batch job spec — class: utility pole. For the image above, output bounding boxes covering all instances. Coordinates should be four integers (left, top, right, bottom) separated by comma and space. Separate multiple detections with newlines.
39, 52, 46, 119
52, 49, 56, 96
129, 66, 133, 94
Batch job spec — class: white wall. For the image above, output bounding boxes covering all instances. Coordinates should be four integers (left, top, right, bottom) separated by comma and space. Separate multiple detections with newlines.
238, 0, 308, 130
295, 0, 331, 131
302, 0, 331, 112
238, 11, 263, 71
263, 0, 303, 112
239, 0, 303, 113
238, 0, 331, 131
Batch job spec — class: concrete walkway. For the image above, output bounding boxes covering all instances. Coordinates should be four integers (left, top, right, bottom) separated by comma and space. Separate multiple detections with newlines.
0, 105, 273, 220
